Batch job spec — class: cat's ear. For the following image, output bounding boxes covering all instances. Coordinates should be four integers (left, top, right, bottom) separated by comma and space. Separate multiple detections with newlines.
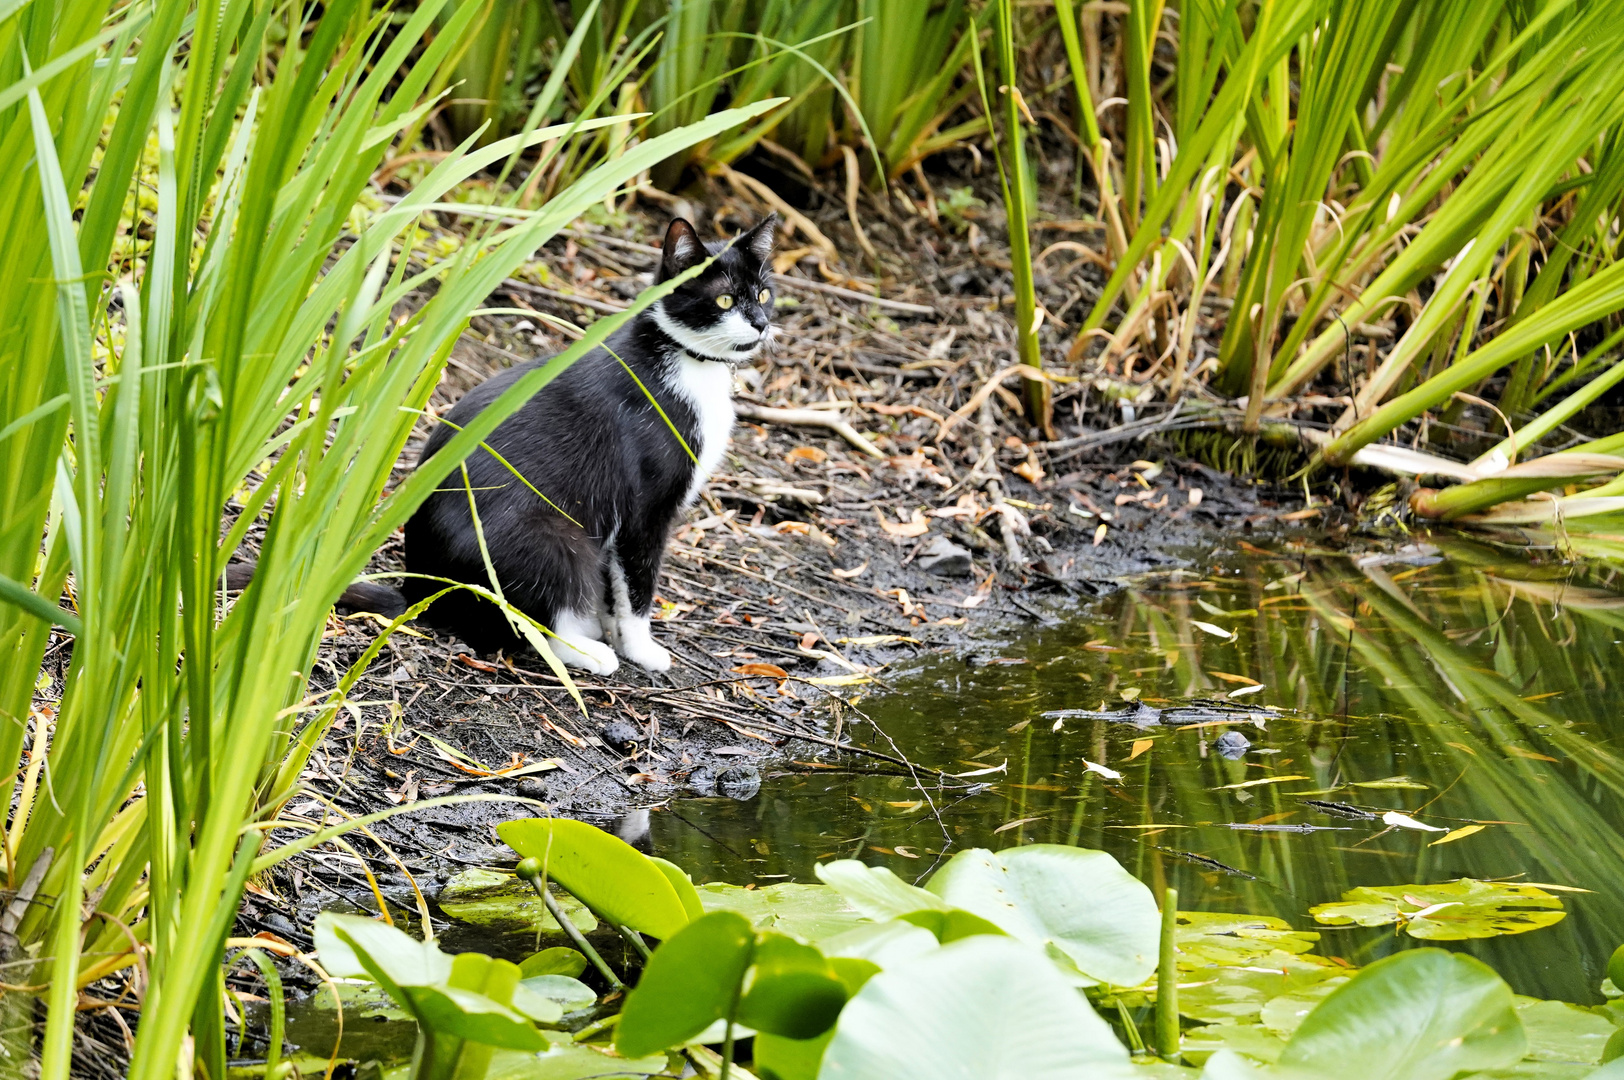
739, 213, 778, 264
658, 218, 705, 282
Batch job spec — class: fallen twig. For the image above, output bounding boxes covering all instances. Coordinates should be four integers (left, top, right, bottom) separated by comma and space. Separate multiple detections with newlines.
734, 402, 886, 459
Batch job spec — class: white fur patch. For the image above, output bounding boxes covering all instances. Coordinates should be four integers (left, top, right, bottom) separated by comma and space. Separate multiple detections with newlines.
651, 303, 764, 361
649, 307, 737, 507
616, 615, 672, 672
551, 608, 618, 674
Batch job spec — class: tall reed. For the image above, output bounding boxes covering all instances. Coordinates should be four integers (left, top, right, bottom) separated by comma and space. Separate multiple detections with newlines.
0, 0, 775, 1071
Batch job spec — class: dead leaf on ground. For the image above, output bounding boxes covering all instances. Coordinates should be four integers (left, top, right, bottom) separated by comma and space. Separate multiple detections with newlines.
733, 663, 790, 679
786, 445, 827, 465
876, 507, 929, 538
830, 560, 869, 579
1014, 458, 1045, 484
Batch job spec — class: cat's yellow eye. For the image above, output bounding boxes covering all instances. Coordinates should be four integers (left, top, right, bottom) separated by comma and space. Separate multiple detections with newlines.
758, 288, 771, 304
716, 294, 734, 310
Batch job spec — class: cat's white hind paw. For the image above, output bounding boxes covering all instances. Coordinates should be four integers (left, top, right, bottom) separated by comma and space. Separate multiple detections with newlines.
616, 617, 672, 672
553, 634, 619, 675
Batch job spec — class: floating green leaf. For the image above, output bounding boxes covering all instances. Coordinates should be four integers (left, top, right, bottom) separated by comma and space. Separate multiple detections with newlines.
925, 845, 1160, 985
314, 913, 549, 1060
697, 881, 867, 943
1309, 879, 1566, 940
517, 975, 596, 1014
478, 1034, 673, 1079
815, 859, 950, 919
615, 910, 755, 1058
818, 935, 1139, 1079
1177, 912, 1322, 966
500, 818, 691, 940
438, 868, 598, 935
1174, 951, 1346, 1026
818, 920, 942, 966
1278, 949, 1526, 1080
518, 947, 587, 979
1515, 997, 1615, 1065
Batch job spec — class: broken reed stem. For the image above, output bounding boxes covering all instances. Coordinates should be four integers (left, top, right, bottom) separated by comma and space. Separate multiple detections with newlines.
1156, 886, 1180, 1061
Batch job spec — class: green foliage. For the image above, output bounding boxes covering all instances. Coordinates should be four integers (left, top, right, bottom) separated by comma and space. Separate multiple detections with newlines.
0, 0, 777, 1065
615, 910, 757, 1057
503, 817, 694, 939
315, 913, 556, 1080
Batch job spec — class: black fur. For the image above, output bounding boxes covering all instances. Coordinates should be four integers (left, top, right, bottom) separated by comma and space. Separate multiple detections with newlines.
402, 216, 777, 663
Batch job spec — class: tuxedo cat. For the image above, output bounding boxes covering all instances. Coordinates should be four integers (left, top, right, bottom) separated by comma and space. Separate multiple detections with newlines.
402, 215, 776, 674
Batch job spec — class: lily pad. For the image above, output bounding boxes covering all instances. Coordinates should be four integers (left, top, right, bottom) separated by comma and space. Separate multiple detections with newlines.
1176, 912, 1321, 966
519, 947, 588, 979
925, 845, 1160, 986
1173, 951, 1347, 1026
1182, 1022, 1287, 1065
697, 881, 866, 943
1257, 975, 1352, 1035
1514, 997, 1614, 1065
1309, 879, 1566, 940
438, 869, 598, 935
817, 935, 1139, 1078
815, 860, 949, 920
818, 919, 941, 966
1278, 949, 1526, 1080
518, 975, 596, 1013
471, 1032, 673, 1080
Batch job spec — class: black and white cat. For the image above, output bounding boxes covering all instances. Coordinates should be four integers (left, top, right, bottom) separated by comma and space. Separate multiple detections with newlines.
402, 215, 777, 674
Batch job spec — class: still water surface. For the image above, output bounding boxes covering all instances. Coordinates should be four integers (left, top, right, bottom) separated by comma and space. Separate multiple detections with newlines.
649, 534, 1624, 1004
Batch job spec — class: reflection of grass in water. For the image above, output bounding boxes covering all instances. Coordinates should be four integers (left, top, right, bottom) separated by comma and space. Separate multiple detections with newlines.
648, 545, 1624, 1000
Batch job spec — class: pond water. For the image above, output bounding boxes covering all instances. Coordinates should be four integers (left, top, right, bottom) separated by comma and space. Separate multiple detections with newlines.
269, 531, 1624, 1067
648, 533, 1624, 1005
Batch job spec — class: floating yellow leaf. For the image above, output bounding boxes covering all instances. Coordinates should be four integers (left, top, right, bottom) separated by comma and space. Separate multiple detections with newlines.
1431, 825, 1486, 847
1506, 746, 1560, 762
1129, 739, 1154, 761
1208, 670, 1261, 686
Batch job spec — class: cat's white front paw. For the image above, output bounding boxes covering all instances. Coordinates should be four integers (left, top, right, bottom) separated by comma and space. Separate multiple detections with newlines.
552, 634, 619, 675
616, 617, 672, 672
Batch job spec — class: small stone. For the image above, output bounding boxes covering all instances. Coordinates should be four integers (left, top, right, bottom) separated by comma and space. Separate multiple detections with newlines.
916, 535, 973, 577
602, 721, 642, 750
717, 765, 762, 801
1214, 730, 1251, 759
515, 777, 549, 801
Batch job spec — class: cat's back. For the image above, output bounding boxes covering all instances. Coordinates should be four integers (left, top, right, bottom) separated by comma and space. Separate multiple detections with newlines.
421, 341, 622, 464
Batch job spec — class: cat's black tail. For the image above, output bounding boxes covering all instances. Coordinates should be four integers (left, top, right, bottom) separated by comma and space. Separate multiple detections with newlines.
223, 560, 407, 618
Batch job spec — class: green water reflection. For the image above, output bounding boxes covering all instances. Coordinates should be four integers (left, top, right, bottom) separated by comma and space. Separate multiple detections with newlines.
648, 535, 1624, 1004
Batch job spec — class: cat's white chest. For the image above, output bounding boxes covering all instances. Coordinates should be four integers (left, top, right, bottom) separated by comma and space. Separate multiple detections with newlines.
669, 354, 734, 505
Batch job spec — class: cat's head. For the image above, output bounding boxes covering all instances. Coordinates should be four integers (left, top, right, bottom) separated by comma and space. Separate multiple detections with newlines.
650, 215, 777, 363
